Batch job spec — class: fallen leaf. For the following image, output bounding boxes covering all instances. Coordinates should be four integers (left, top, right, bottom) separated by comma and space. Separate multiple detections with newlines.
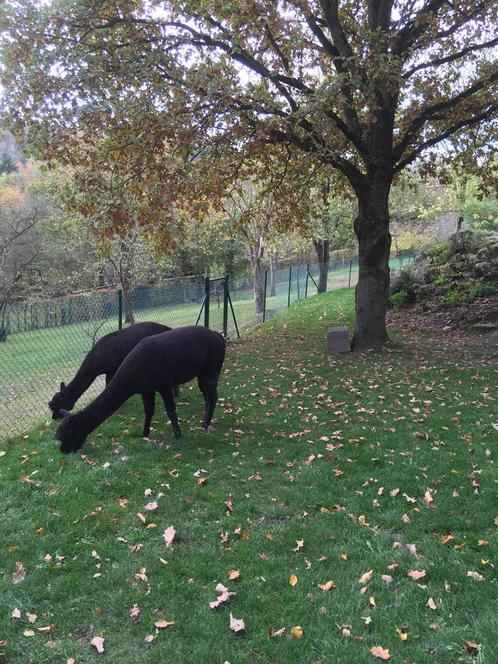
381, 575, 393, 584
370, 645, 390, 660
11, 562, 25, 584
154, 620, 175, 629
291, 625, 304, 639
407, 569, 426, 580
390, 488, 400, 497
269, 627, 286, 638
463, 640, 479, 656
424, 490, 434, 507
11, 608, 21, 619
318, 580, 335, 591
467, 570, 485, 582
26, 612, 37, 623
209, 583, 236, 609
67, 659, 76, 664
163, 526, 176, 548
292, 539, 304, 553
369, 596, 376, 607
427, 597, 437, 610
229, 612, 245, 634
440, 534, 454, 544
91, 636, 105, 653
396, 627, 408, 641
228, 569, 240, 581
23, 630, 35, 637
289, 574, 298, 586
130, 604, 141, 622
359, 570, 373, 584
144, 501, 158, 511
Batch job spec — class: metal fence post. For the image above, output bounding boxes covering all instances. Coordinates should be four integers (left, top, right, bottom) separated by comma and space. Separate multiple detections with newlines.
348, 259, 353, 288
118, 289, 123, 329
222, 274, 229, 338
262, 270, 268, 322
204, 276, 210, 328
304, 263, 309, 298
287, 266, 292, 307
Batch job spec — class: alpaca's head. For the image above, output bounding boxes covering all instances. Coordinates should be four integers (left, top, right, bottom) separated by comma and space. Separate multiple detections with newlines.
49, 382, 75, 420
55, 413, 87, 453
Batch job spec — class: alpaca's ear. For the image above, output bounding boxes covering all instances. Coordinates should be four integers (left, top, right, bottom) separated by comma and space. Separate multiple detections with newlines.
59, 409, 72, 418
60, 382, 66, 391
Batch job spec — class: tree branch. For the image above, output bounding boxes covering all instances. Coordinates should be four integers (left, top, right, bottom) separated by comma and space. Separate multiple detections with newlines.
404, 36, 498, 79
394, 103, 498, 172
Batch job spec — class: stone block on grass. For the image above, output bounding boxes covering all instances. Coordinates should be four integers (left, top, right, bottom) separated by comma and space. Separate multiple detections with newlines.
326, 326, 350, 354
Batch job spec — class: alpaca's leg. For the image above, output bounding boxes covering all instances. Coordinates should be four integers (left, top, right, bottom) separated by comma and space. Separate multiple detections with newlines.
202, 372, 219, 429
141, 391, 155, 437
160, 387, 182, 439
198, 376, 210, 428
173, 384, 180, 398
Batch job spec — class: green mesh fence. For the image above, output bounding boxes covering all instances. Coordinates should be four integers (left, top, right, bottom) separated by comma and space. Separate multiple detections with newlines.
0, 252, 417, 438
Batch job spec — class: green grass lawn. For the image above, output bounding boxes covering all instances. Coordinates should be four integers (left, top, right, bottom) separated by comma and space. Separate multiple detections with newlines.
2, 288, 495, 664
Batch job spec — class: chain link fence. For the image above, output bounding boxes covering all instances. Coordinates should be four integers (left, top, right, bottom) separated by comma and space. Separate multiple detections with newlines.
0, 252, 416, 438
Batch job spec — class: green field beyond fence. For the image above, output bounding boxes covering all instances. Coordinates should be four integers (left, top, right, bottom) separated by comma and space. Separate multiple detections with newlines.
0, 254, 414, 438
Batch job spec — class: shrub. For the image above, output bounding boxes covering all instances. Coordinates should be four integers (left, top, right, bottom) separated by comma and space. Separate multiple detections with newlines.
390, 290, 408, 308
448, 230, 479, 256
423, 242, 451, 263
468, 281, 496, 300
390, 269, 420, 303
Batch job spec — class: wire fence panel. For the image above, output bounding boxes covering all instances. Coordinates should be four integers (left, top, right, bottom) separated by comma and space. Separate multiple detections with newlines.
0, 250, 419, 439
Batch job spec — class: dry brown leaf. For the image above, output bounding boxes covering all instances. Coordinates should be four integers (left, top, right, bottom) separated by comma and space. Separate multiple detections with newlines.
289, 574, 298, 586
229, 612, 245, 634
37, 626, 52, 633
154, 620, 175, 629
390, 488, 400, 497
381, 575, 393, 584
440, 534, 454, 544
11, 608, 21, 620
11, 561, 25, 584
292, 539, 304, 553
359, 570, 373, 585
90, 636, 105, 653
269, 627, 286, 638
407, 569, 426, 580
291, 625, 304, 639
369, 596, 376, 607
23, 629, 35, 637
144, 501, 158, 511
130, 604, 141, 622
370, 645, 390, 660
228, 569, 240, 581
67, 659, 76, 664
318, 580, 335, 591
427, 597, 437, 610
26, 612, 37, 623
163, 525, 176, 548
467, 570, 485, 582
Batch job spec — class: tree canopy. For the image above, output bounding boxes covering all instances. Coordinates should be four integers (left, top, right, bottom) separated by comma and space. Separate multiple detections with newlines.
1, 0, 497, 348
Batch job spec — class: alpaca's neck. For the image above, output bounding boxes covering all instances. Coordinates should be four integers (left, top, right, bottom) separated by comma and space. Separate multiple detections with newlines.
76, 380, 132, 435
64, 356, 98, 402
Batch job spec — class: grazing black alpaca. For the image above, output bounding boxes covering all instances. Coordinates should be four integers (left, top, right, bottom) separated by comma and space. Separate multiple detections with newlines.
55, 326, 226, 453
49, 322, 172, 419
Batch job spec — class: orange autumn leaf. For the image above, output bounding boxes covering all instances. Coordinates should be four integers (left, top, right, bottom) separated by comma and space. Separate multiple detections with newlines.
370, 645, 390, 660
289, 574, 298, 586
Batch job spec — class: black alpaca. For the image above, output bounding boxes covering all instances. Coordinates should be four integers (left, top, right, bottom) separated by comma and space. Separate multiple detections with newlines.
49, 322, 172, 419
55, 326, 226, 453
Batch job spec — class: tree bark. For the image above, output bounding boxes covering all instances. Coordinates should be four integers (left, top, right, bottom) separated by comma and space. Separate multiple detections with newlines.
352, 179, 392, 351
250, 237, 265, 314
313, 238, 330, 293
269, 251, 277, 296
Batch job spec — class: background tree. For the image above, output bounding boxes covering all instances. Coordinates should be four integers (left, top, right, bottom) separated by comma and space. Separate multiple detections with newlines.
2, 1, 497, 348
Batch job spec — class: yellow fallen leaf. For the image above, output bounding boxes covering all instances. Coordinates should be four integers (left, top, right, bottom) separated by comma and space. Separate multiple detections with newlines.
427, 597, 437, 610
23, 630, 35, 637
289, 574, 298, 586
359, 570, 373, 584
370, 645, 390, 660
440, 534, 454, 544
396, 627, 408, 641
291, 625, 304, 639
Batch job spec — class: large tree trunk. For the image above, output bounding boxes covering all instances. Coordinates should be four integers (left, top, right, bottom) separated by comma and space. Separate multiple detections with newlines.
313, 238, 330, 293
352, 179, 392, 351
